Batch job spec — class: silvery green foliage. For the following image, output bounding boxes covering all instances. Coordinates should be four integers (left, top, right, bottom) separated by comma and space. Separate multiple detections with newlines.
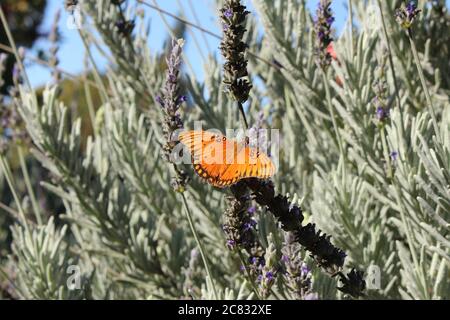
10, 217, 91, 299
4, 0, 449, 299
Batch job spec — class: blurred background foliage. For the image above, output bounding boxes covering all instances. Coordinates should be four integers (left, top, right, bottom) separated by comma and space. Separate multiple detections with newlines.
0, 0, 47, 95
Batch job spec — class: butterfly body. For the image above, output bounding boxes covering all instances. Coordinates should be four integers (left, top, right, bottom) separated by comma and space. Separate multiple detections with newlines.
179, 130, 275, 188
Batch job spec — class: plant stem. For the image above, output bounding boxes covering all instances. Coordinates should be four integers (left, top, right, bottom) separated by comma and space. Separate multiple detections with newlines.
181, 193, 218, 299
237, 102, 249, 129
407, 29, 441, 143
380, 127, 393, 180
77, 29, 109, 104
18, 147, 43, 225
377, 0, 406, 150
237, 250, 261, 299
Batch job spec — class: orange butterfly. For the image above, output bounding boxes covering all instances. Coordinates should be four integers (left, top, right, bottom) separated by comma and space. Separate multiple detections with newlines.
179, 130, 276, 188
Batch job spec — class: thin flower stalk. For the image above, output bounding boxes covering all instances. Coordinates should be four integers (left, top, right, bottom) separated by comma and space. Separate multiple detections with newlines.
159, 39, 217, 299
315, 0, 345, 161
376, 0, 406, 149
407, 30, 441, 143
48, 9, 61, 84
395, 1, 441, 143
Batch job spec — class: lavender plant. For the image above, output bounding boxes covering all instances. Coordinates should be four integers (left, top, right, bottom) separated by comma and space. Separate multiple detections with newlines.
0, 0, 448, 300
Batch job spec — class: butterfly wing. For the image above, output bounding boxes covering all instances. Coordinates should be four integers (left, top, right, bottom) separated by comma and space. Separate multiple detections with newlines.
179, 130, 276, 188
179, 130, 231, 187
218, 146, 275, 185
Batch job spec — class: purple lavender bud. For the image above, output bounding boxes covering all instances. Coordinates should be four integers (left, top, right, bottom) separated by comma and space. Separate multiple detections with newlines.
247, 206, 256, 215
226, 239, 236, 248
406, 2, 417, 17
281, 254, 289, 263
156, 95, 164, 106
376, 106, 386, 120
240, 265, 246, 272
266, 271, 274, 281
178, 95, 187, 103
300, 263, 310, 276
395, 1, 421, 29
243, 222, 252, 231
390, 151, 398, 161
169, 74, 177, 83
224, 8, 233, 18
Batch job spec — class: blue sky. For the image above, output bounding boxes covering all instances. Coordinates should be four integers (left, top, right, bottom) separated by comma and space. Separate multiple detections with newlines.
25, 0, 448, 87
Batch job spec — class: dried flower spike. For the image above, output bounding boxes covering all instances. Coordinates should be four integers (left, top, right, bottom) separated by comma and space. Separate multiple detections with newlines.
395, 1, 421, 29
338, 268, 366, 298
220, 0, 252, 104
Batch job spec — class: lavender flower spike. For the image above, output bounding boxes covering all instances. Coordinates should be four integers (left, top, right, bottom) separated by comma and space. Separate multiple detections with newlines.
395, 1, 421, 29
161, 39, 185, 156
314, 0, 335, 70
159, 39, 189, 192
220, 0, 252, 104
